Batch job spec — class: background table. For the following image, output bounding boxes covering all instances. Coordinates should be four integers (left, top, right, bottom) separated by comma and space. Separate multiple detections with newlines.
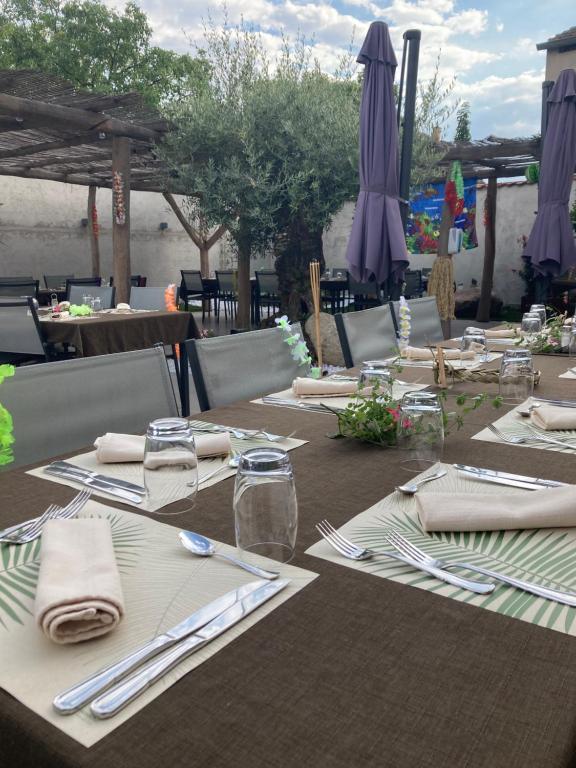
2, 354, 576, 767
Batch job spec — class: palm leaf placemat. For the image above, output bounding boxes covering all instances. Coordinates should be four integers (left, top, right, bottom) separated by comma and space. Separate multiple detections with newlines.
306, 464, 576, 636
472, 399, 576, 454
0, 500, 317, 746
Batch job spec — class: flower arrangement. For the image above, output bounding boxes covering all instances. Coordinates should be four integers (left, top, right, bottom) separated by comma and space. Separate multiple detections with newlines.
275, 315, 321, 379
513, 310, 565, 354
397, 296, 411, 351
69, 304, 92, 317
0, 364, 15, 466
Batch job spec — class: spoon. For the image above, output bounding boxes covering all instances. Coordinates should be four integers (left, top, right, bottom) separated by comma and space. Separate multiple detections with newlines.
396, 469, 447, 496
179, 530, 279, 580
198, 452, 241, 486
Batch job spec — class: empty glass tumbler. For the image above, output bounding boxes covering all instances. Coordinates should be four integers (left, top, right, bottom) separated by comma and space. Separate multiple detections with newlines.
529, 304, 546, 325
396, 392, 444, 471
143, 418, 198, 514
521, 312, 542, 337
359, 364, 393, 397
233, 447, 297, 563
461, 327, 487, 360
499, 356, 534, 403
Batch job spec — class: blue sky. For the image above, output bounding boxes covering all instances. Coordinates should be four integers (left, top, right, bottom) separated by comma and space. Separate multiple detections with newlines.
106, 0, 574, 139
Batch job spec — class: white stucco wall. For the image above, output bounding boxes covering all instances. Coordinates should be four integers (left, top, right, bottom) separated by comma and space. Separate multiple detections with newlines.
1, 175, 574, 305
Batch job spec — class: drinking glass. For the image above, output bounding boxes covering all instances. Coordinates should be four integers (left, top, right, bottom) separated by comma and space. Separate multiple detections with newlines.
233, 447, 297, 563
461, 326, 487, 360
561, 323, 572, 349
143, 418, 198, 514
499, 357, 534, 404
91, 296, 102, 313
396, 392, 444, 471
359, 364, 393, 397
82, 294, 93, 307
529, 304, 546, 325
521, 312, 542, 338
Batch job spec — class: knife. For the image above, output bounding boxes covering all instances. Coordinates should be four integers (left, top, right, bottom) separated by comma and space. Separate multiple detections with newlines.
457, 471, 551, 491
53, 580, 269, 714
48, 461, 146, 495
532, 398, 576, 408
454, 464, 566, 489
90, 578, 290, 718
43, 467, 143, 504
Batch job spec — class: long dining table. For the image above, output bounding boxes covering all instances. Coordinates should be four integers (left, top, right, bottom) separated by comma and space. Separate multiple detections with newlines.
3, 351, 576, 767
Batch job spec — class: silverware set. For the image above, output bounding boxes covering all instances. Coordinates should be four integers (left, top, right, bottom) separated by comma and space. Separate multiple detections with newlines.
0, 490, 91, 544
188, 420, 286, 442
317, 521, 576, 606
261, 396, 337, 413
488, 423, 576, 450
44, 461, 145, 504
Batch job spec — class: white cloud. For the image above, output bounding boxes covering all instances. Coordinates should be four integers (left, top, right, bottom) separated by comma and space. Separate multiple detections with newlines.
496, 22, 504, 33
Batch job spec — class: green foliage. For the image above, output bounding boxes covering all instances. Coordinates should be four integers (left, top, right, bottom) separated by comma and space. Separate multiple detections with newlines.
525, 163, 540, 184
0, 0, 207, 107
0, 365, 15, 467
454, 101, 471, 142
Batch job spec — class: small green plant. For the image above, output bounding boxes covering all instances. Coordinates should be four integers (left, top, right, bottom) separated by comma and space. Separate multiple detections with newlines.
0, 365, 15, 466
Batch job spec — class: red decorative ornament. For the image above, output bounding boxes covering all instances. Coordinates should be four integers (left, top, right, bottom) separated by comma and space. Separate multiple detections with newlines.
483, 197, 490, 229
91, 203, 99, 239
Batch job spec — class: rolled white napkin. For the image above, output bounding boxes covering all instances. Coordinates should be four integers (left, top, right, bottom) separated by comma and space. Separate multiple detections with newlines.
485, 328, 519, 338
417, 487, 576, 532
530, 405, 576, 431
94, 432, 231, 463
292, 377, 362, 397
34, 519, 125, 644
401, 346, 476, 361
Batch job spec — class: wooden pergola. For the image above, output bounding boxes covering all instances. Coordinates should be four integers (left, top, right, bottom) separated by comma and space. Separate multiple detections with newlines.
438, 136, 542, 321
0, 70, 222, 303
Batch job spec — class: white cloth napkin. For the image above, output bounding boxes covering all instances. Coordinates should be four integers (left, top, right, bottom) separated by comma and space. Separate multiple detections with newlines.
401, 346, 476, 361
34, 519, 125, 644
485, 328, 519, 338
530, 405, 576, 431
416, 487, 576, 532
292, 377, 362, 396
94, 432, 231, 463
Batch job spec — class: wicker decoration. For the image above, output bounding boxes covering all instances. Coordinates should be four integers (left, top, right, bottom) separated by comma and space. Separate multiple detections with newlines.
427, 257, 455, 320
433, 362, 541, 387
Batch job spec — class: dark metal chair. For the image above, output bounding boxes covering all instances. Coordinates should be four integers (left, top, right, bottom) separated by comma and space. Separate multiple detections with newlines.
65, 277, 102, 299
347, 274, 381, 311
402, 269, 424, 299
0, 276, 34, 283
255, 270, 280, 320
0, 280, 39, 299
44, 274, 75, 289
180, 270, 216, 320
0, 297, 48, 365
109, 275, 146, 287
215, 270, 238, 321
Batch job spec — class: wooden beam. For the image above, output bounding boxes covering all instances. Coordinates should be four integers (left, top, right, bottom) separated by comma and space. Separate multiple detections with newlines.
112, 137, 131, 304
0, 132, 106, 160
442, 138, 541, 163
0, 92, 160, 142
87, 186, 101, 278
476, 176, 497, 323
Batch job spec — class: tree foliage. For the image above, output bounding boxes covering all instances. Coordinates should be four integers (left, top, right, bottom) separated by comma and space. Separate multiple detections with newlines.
454, 101, 471, 142
0, 0, 207, 107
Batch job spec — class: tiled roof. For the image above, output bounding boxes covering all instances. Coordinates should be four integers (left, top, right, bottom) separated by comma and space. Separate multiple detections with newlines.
537, 27, 576, 50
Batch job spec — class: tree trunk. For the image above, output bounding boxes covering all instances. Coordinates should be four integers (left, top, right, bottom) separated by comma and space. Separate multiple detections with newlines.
87, 185, 100, 278
236, 236, 251, 329
476, 177, 497, 322
274, 212, 324, 321
199, 245, 210, 278
112, 136, 131, 304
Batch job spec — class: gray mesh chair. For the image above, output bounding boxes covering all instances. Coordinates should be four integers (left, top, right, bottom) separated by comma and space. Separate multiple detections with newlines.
0, 280, 39, 298
68, 285, 115, 308
44, 274, 74, 289
129, 287, 172, 310
186, 324, 304, 411
335, 303, 397, 368
392, 296, 444, 347
0, 298, 47, 365
0, 347, 179, 469
65, 277, 102, 298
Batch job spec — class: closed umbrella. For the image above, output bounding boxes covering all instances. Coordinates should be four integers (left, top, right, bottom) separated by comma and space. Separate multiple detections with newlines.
523, 68, 576, 276
346, 21, 408, 284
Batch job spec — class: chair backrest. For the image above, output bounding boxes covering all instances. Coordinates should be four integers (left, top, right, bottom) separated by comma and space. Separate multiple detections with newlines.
391, 296, 444, 347
215, 270, 236, 293
0, 298, 46, 361
66, 277, 102, 298
347, 274, 380, 298
0, 280, 39, 298
335, 303, 397, 368
255, 271, 279, 294
44, 274, 74, 289
110, 275, 142, 287
180, 270, 203, 294
0, 347, 179, 469
129, 287, 171, 310
68, 285, 115, 308
186, 324, 304, 411
403, 270, 423, 298
0, 276, 34, 283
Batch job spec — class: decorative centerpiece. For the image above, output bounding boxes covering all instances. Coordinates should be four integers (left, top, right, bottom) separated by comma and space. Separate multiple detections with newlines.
0, 364, 15, 466
69, 304, 92, 317
513, 311, 566, 354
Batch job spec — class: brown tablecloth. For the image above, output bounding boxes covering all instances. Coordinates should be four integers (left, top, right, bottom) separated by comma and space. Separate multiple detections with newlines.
2, 354, 576, 767
40, 311, 198, 356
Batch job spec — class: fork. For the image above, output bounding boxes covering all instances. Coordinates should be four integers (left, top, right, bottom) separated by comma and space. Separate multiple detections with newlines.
0, 490, 92, 545
488, 423, 576, 450
383, 529, 576, 607
198, 451, 241, 487
315, 520, 494, 594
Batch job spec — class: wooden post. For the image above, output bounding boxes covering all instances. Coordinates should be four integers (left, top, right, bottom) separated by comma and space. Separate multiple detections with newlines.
476, 177, 497, 323
112, 136, 131, 304
87, 185, 100, 278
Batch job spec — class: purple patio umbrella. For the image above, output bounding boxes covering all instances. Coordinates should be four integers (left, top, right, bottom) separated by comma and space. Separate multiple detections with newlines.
346, 21, 409, 284
523, 68, 576, 276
